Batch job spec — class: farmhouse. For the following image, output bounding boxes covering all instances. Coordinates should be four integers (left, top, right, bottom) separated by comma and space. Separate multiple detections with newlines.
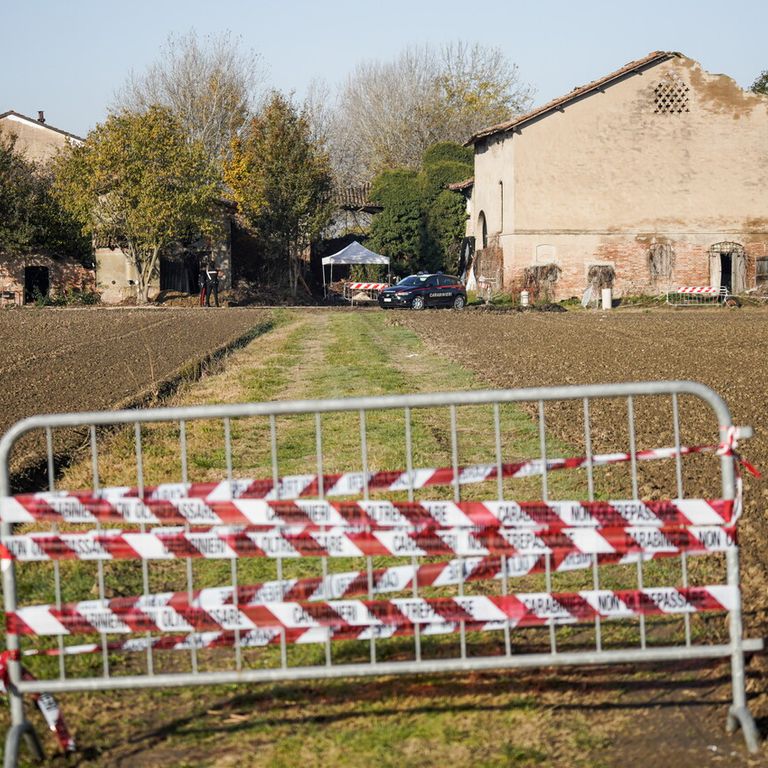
464, 52, 768, 300
0, 110, 94, 304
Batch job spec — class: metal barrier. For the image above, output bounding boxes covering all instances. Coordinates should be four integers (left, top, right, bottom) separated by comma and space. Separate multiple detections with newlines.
0, 382, 762, 764
666, 286, 730, 306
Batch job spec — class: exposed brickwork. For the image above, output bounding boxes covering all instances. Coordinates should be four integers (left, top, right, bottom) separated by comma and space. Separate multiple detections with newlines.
0, 254, 95, 304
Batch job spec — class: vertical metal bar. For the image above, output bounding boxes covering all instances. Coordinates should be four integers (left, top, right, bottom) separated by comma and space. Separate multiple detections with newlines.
681, 552, 692, 647
135, 423, 154, 676
592, 554, 602, 652
501, 556, 511, 656
46, 427, 67, 679
412, 554, 421, 662
322, 557, 332, 666
672, 394, 684, 499
179, 420, 198, 674
583, 399, 595, 502
404, 407, 415, 503
627, 396, 639, 500
277, 557, 287, 669
545, 552, 556, 653
493, 403, 504, 501
270, 415, 280, 498
637, 559, 647, 650
231, 558, 242, 671
315, 413, 324, 500
405, 407, 420, 660
359, 408, 375, 663
45, 427, 55, 491
458, 557, 466, 659
450, 405, 460, 503
367, 556, 376, 664
359, 410, 369, 501
223, 418, 241, 671
179, 420, 189, 491
538, 401, 548, 501
90, 425, 109, 678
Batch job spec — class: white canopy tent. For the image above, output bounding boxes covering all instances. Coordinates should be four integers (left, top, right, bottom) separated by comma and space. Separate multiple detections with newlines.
321, 240, 390, 295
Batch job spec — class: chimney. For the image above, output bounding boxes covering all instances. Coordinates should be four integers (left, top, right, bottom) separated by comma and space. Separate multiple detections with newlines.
37, 111, 45, 124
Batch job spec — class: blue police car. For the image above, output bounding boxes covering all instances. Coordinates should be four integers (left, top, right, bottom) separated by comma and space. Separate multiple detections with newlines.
378, 273, 466, 310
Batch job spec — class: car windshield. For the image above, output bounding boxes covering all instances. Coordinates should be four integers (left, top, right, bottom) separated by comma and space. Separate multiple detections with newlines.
396, 275, 430, 287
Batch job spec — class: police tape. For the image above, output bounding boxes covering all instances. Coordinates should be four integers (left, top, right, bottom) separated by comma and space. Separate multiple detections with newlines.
0, 495, 736, 529
8, 586, 736, 637
6, 549, 697, 638
0, 523, 736, 562
0, 651, 75, 753
1, 430, 756, 517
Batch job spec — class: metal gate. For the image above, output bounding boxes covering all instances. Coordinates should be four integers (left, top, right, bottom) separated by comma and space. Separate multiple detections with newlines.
0, 382, 762, 764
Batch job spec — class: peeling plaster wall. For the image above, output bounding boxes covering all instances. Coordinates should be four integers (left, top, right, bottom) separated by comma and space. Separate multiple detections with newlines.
471, 56, 768, 298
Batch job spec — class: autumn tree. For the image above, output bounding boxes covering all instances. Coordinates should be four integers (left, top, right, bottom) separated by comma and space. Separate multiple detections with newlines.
751, 71, 768, 95
0, 134, 90, 261
115, 31, 264, 165
330, 42, 532, 184
226, 92, 334, 298
52, 106, 220, 303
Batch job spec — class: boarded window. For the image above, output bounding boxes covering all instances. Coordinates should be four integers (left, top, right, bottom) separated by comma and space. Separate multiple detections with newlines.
757, 258, 768, 285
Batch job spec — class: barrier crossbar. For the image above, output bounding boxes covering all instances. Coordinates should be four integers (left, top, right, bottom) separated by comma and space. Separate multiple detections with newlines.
0, 381, 762, 763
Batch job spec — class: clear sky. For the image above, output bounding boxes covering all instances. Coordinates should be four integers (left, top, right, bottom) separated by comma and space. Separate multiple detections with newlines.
2, 0, 766, 138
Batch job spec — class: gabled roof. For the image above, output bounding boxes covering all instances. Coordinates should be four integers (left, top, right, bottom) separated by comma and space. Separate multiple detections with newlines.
0, 110, 84, 143
332, 183, 382, 213
467, 51, 679, 145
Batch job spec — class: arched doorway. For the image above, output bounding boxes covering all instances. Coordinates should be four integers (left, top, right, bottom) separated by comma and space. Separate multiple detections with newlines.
478, 211, 488, 249
709, 242, 746, 293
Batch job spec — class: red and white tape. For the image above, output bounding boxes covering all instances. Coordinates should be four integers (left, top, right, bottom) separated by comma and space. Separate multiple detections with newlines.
346, 282, 388, 290
675, 286, 720, 294
2, 433, 753, 516
0, 496, 735, 529
8, 586, 736, 637
0, 651, 75, 753
0, 523, 735, 562
8, 549, 690, 638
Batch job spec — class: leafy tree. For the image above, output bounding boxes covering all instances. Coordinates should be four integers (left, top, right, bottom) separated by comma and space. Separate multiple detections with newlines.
369, 141, 471, 274
115, 31, 264, 165
226, 92, 334, 298
751, 71, 768, 95
52, 106, 220, 303
0, 134, 90, 260
368, 169, 427, 276
330, 42, 532, 184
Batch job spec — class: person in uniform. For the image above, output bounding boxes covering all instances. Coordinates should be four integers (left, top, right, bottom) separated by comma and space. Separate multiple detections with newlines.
205, 261, 220, 307
199, 262, 208, 307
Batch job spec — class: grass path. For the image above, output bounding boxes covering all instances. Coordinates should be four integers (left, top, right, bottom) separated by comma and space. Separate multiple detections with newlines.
11, 310, 654, 767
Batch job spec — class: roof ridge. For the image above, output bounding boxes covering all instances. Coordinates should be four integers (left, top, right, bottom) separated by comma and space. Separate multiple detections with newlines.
0, 110, 84, 143
467, 51, 679, 145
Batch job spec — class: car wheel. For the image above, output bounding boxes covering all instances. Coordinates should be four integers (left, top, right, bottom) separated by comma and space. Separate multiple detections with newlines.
452, 295, 466, 310
411, 296, 425, 310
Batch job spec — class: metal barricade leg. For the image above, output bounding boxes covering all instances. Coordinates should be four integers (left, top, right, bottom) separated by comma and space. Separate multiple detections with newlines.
725, 548, 760, 753
3, 720, 44, 768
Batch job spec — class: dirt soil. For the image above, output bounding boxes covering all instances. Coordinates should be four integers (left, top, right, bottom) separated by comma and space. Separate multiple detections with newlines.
0, 307, 274, 483
393, 306, 768, 722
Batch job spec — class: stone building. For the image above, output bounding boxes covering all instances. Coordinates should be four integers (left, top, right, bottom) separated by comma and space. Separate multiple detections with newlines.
0, 110, 94, 304
464, 52, 768, 299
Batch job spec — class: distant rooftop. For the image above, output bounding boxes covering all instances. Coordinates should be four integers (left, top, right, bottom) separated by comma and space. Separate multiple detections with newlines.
0, 110, 84, 143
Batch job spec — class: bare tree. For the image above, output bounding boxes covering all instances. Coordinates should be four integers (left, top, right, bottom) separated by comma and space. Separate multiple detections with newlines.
114, 30, 265, 165
330, 42, 534, 184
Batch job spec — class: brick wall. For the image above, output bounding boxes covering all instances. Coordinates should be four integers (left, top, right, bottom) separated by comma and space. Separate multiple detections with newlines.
0, 254, 95, 303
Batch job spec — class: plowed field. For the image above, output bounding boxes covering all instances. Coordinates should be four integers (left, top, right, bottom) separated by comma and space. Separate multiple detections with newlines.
393, 306, 768, 630
0, 307, 274, 480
